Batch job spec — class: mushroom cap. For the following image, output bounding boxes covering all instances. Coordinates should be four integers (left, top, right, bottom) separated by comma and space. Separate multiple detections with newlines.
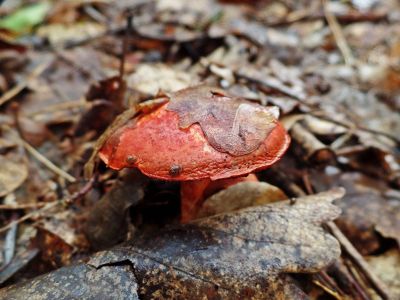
99, 102, 290, 181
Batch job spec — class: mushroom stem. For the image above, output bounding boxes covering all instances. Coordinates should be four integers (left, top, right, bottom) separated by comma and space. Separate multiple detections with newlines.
180, 174, 258, 222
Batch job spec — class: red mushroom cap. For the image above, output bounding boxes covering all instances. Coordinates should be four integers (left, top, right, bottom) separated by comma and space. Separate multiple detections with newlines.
99, 87, 290, 181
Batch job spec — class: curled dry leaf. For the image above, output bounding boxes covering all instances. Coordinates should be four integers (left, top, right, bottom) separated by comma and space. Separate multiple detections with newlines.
0, 155, 28, 197
83, 170, 148, 250
0, 188, 343, 299
366, 249, 400, 299
197, 181, 288, 219
336, 192, 400, 253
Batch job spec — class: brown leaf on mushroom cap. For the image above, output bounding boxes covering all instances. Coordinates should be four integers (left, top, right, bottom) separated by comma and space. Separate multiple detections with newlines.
167, 85, 279, 156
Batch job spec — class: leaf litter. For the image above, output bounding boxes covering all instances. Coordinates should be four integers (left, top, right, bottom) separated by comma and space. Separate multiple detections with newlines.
0, 189, 343, 299
0, 0, 399, 299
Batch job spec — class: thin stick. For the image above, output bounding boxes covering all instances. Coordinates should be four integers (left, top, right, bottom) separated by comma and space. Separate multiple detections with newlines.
324, 0, 355, 65
0, 202, 59, 234
0, 61, 51, 107
0, 177, 95, 234
312, 279, 343, 300
21, 139, 76, 183
327, 222, 390, 300
0, 203, 46, 210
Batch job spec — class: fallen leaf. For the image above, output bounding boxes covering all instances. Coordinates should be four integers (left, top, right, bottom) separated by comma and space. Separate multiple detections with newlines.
336, 192, 400, 253
168, 85, 279, 156
84, 170, 147, 250
36, 22, 106, 47
0, 154, 28, 197
127, 63, 197, 96
366, 249, 400, 299
0, 264, 139, 299
0, 188, 342, 299
0, 3, 50, 34
74, 76, 126, 137
197, 181, 288, 219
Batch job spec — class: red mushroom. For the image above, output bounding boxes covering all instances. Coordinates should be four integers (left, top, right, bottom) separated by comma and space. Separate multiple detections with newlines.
99, 86, 290, 222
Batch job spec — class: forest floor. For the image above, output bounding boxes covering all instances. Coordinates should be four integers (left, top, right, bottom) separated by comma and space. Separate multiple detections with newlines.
0, 0, 399, 299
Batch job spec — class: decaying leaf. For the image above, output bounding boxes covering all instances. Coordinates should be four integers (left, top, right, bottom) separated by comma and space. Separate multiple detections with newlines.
366, 249, 400, 299
128, 64, 197, 96
83, 170, 148, 250
168, 85, 279, 156
0, 154, 28, 197
0, 264, 139, 299
75, 76, 126, 137
336, 192, 400, 253
197, 181, 288, 219
0, 188, 343, 299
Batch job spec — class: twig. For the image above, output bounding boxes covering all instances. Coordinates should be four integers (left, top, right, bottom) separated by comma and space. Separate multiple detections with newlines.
327, 222, 391, 300
0, 61, 51, 107
119, 13, 133, 80
0, 203, 46, 210
2, 124, 76, 182
21, 139, 76, 183
0, 201, 59, 234
341, 259, 372, 300
313, 278, 343, 300
0, 177, 95, 234
324, 0, 355, 65
273, 170, 390, 299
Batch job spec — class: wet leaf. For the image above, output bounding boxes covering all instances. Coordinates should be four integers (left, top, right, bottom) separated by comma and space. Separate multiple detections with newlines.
0, 264, 139, 299
336, 192, 400, 253
168, 85, 279, 156
84, 171, 147, 250
1, 189, 342, 299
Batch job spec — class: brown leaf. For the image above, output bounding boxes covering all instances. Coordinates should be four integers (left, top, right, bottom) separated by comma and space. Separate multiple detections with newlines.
0, 188, 342, 299
197, 181, 288, 219
336, 192, 400, 254
75, 76, 126, 137
366, 249, 400, 299
167, 85, 279, 156
83, 170, 148, 250
0, 154, 28, 197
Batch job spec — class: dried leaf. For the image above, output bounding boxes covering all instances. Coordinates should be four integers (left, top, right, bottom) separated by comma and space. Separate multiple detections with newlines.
0, 154, 28, 197
128, 64, 197, 96
0, 188, 342, 299
0, 264, 139, 299
336, 192, 400, 253
83, 171, 147, 250
197, 181, 288, 219
366, 249, 400, 299
168, 85, 279, 156
75, 76, 126, 137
